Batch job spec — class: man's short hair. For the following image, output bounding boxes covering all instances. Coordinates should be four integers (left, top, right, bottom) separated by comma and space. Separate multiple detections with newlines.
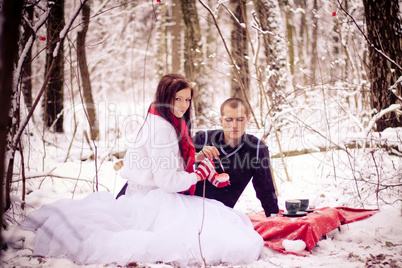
220, 97, 250, 116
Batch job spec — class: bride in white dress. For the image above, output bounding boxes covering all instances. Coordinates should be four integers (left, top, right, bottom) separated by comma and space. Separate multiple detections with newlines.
23, 74, 263, 267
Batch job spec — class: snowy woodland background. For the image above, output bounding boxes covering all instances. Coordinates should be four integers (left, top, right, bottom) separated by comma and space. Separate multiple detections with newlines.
0, 0, 401, 267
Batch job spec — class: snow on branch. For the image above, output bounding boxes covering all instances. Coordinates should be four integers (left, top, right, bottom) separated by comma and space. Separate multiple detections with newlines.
53, 0, 89, 58
365, 104, 402, 136
389, 75, 402, 102
251, 24, 274, 36
13, 6, 50, 93
250, 12, 261, 67
220, 3, 245, 28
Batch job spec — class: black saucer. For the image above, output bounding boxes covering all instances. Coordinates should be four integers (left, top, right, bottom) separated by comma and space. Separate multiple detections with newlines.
282, 211, 308, 217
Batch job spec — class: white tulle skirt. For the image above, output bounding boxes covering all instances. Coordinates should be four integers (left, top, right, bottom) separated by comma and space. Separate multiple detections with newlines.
22, 188, 263, 266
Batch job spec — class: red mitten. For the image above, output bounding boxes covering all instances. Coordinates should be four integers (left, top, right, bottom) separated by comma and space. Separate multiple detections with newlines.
209, 173, 230, 188
195, 158, 216, 182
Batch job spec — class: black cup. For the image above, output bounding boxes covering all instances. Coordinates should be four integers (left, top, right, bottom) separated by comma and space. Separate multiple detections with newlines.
285, 200, 301, 214
298, 199, 309, 211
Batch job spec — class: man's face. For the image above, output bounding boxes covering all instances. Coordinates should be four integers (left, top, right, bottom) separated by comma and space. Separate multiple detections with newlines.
220, 105, 250, 143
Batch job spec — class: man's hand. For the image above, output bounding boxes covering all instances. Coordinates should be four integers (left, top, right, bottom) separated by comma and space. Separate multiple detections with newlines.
195, 145, 220, 162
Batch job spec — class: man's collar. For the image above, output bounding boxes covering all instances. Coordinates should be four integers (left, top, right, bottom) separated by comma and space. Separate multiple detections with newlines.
216, 130, 246, 157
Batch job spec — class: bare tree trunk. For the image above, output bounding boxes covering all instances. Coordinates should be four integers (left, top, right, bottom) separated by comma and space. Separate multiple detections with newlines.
21, 3, 34, 112
230, 0, 249, 98
362, 49, 370, 110
363, 0, 402, 130
296, 0, 308, 86
181, 0, 207, 126
205, 0, 216, 70
156, 2, 168, 76
181, 0, 203, 80
5, 3, 24, 214
77, 1, 99, 140
253, 0, 291, 182
341, 0, 350, 83
0, 0, 23, 231
279, 0, 295, 77
44, 0, 65, 133
311, 0, 318, 85
171, 0, 182, 73
253, 0, 286, 110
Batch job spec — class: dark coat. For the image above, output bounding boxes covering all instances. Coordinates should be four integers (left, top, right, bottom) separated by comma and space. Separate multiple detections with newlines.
190, 130, 279, 217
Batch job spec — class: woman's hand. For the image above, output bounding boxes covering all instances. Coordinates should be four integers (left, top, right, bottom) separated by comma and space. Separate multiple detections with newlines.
195, 158, 217, 182
195, 146, 220, 162
195, 158, 229, 188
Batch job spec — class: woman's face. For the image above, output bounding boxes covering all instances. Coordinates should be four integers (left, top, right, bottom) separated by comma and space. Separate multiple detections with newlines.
172, 87, 192, 118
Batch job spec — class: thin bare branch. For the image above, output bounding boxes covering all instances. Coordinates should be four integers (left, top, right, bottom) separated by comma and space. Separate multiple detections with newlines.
337, 0, 402, 71
289, 112, 352, 157
13, 173, 110, 192
198, 0, 260, 129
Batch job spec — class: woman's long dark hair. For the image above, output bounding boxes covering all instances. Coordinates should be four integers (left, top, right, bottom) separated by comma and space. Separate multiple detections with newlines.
152, 73, 194, 159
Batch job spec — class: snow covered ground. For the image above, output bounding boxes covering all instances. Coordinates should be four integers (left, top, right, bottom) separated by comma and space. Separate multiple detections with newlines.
1, 100, 401, 267
2, 134, 401, 267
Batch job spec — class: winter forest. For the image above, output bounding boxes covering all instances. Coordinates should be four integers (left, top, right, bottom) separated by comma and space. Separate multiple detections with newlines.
0, 0, 401, 267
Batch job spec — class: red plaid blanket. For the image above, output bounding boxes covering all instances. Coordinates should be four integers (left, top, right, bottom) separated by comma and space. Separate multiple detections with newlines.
248, 207, 379, 256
